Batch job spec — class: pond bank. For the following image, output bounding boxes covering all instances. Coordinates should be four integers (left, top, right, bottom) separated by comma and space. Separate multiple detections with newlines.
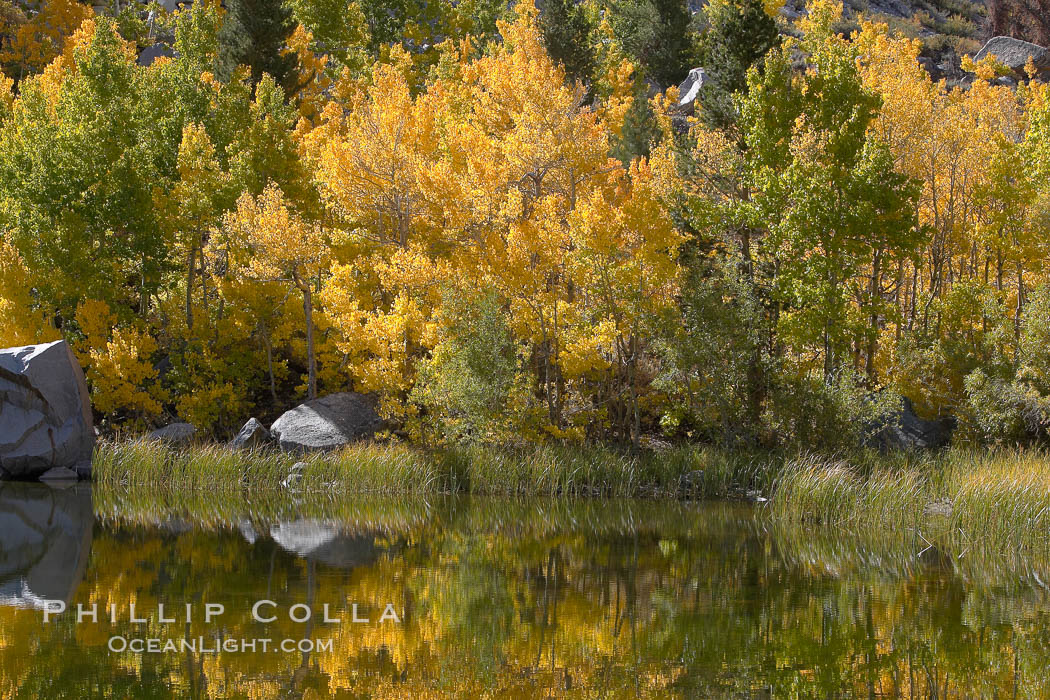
92, 439, 778, 499
92, 440, 1050, 553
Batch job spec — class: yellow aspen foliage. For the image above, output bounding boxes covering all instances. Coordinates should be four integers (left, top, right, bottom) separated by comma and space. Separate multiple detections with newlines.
0, 240, 59, 347
313, 2, 680, 439
223, 184, 328, 398
321, 248, 441, 418
162, 123, 229, 334
174, 381, 246, 432
856, 20, 1022, 266
0, 72, 12, 116
763, 0, 785, 16
855, 20, 1035, 414
75, 300, 162, 421
308, 56, 435, 249
0, 0, 92, 80
286, 25, 332, 125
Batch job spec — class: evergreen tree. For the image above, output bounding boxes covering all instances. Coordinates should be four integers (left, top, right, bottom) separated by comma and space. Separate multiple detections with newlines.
539, 0, 597, 86
608, 0, 694, 89
695, 0, 779, 129
218, 0, 298, 95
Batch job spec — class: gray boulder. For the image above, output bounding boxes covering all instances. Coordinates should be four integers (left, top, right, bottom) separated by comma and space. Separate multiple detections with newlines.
973, 36, 1050, 76
39, 466, 79, 483
866, 397, 955, 452
229, 417, 271, 450
0, 340, 94, 481
281, 461, 307, 489
676, 67, 710, 114
136, 43, 174, 67
270, 392, 382, 452
148, 422, 197, 445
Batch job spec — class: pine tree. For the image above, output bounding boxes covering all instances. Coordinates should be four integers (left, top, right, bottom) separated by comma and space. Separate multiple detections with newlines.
218, 0, 298, 95
695, 0, 779, 129
539, 0, 597, 86
608, 0, 695, 89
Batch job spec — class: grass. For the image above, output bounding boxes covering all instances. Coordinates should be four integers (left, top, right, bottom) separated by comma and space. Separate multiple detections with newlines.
93, 439, 1050, 554
91, 438, 776, 499
770, 448, 1050, 558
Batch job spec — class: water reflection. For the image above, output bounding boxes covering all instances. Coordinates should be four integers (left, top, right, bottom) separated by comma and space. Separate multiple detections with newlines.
269, 520, 379, 569
1, 488, 1049, 698
0, 482, 93, 609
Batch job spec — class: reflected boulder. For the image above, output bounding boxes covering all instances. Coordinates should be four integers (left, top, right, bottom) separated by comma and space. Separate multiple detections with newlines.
0, 483, 94, 608
270, 393, 382, 452
0, 340, 95, 481
270, 519, 379, 569
39, 467, 79, 483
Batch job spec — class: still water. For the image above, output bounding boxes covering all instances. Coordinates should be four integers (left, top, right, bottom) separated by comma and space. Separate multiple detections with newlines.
1, 482, 1049, 698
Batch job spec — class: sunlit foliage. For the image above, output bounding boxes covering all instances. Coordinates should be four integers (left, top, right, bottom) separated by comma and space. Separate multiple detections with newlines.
0, 0, 1047, 446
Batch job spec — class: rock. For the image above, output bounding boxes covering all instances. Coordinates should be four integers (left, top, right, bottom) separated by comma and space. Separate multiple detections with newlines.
158, 0, 190, 12
924, 500, 953, 518
973, 36, 1050, 76
270, 392, 382, 452
640, 435, 673, 453
0, 340, 95, 481
136, 43, 174, 67
678, 470, 704, 495
73, 459, 93, 480
229, 417, 271, 450
147, 422, 197, 445
746, 490, 769, 504
676, 67, 710, 115
39, 467, 79, 483
917, 56, 945, 82
0, 483, 94, 608
866, 397, 955, 452
281, 461, 307, 489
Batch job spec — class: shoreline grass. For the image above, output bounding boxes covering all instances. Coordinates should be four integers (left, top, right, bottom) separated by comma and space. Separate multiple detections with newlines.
769, 448, 1050, 557
91, 439, 778, 499
92, 440, 1050, 554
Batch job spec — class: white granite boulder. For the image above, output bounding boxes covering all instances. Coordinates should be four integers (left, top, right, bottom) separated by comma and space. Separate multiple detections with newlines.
974, 36, 1050, 76
0, 340, 94, 481
270, 393, 382, 452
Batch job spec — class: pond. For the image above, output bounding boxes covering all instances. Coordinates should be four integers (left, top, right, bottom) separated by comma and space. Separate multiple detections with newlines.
1, 482, 1049, 698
